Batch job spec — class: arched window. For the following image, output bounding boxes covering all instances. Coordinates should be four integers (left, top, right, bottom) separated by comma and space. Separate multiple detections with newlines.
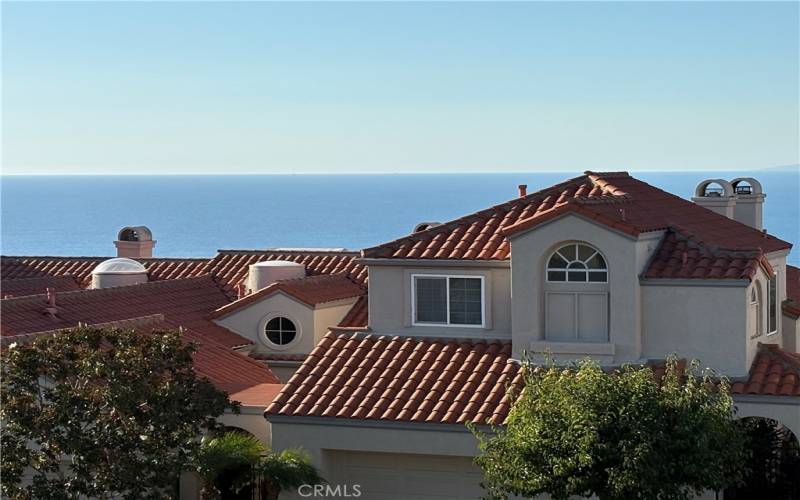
547, 243, 608, 282
264, 316, 297, 346
544, 242, 609, 343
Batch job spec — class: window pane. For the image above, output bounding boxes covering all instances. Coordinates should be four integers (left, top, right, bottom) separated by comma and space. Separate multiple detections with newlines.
266, 317, 282, 331
567, 271, 587, 282
567, 261, 587, 270
577, 244, 595, 261
415, 277, 447, 323
588, 271, 607, 283
266, 330, 282, 344
449, 278, 482, 325
768, 276, 777, 333
559, 245, 577, 261
280, 317, 296, 333
548, 253, 568, 268
587, 254, 606, 270
548, 270, 566, 281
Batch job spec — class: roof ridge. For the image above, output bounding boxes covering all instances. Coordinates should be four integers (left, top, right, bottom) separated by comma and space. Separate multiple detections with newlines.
1, 255, 210, 261
1, 273, 219, 303
361, 173, 592, 255
328, 330, 512, 346
214, 249, 360, 256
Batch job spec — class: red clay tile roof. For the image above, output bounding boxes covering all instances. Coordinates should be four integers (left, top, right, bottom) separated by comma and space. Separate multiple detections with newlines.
205, 249, 366, 298
1, 256, 210, 287
362, 172, 791, 261
266, 332, 523, 425
249, 352, 308, 362
210, 274, 364, 319
267, 336, 799, 427
731, 344, 800, 397
1, 314, 280, 402
0, 275, 248, 348
644, 230, 773, 281
337, 295, 369, 328
784, 265, 800, 318
228, 383, 285, 407
1, 275, 81, 297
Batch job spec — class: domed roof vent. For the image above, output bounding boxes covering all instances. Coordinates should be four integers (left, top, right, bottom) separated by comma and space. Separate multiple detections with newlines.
91, 258, 148, 289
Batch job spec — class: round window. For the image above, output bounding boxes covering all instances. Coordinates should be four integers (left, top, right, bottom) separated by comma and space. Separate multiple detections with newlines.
264, 316, 297, 346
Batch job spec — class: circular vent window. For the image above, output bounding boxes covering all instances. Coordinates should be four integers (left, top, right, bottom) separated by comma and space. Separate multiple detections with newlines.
264, 317, 297, 346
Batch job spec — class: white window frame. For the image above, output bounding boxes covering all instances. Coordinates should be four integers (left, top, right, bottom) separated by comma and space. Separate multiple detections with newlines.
258, 312, 302, 351
411, 274, 486, 328
546, 243, 608, 283
767, 272, 778, 336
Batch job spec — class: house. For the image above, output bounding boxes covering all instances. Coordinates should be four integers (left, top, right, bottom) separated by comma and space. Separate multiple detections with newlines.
262, 172, 800, 499
2, 172, 799, 499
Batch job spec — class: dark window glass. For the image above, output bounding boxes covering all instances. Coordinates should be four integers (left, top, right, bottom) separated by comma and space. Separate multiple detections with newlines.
587, 254, 606, 269
588, 271, 608, 282
449, 278, 482, 325
768, 275, 777, 333
549, 254, 568, 268
567, 271, 587, 282
548, 271, 566, 281
415, 277, 447, 323
264, 316, 297, 345
577, 244, 595, 261
547, 244, 607, 283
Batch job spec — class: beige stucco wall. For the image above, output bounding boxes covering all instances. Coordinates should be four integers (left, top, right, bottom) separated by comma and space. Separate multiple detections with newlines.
642, 283, 748, 376
782, 314, 799, 352
368, 264, 512, 339
213, 293, 355, 356
508, 214, 661, 362
735, 396, 800, 440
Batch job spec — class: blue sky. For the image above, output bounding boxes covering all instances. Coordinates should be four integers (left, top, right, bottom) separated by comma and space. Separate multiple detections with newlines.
2, 2, 798, 174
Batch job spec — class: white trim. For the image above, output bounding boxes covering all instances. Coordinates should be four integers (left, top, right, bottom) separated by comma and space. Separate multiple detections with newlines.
257, 312, 302, 351
411, 274, 486, 328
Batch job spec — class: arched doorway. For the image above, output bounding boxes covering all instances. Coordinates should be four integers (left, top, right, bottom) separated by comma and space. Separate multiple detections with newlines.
725, 417, 800, 499
211, 426, 263, 500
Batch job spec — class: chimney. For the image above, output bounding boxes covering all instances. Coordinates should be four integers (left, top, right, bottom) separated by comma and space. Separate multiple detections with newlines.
730, 178, 765, 230
114, 226, 156, 259
246, 261, 306, 293
44, 287, 58, 318
518, 184, 527, 198
692, 179, 735, 219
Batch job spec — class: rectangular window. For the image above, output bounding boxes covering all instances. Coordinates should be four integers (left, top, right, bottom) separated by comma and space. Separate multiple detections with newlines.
413, 275, 484, 327
767, 273, 778, 334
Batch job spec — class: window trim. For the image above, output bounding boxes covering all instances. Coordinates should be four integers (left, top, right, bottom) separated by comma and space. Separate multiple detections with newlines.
411, 274, 486, 328
258, 312, 302, 351
545, 243, 608, 283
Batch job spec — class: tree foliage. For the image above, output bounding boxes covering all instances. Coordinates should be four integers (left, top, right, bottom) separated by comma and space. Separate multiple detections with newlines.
471, 357, 746, 500
1, 326, 235, 499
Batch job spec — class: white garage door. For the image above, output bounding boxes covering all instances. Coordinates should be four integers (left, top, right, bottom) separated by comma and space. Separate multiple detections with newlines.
327, 450, 486, 500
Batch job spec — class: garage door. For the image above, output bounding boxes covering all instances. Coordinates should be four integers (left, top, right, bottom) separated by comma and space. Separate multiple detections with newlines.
327, 450, 486, 500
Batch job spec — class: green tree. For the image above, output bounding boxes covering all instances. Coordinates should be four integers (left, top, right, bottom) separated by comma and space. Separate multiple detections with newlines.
1, 326, 235, 500
471, 357, 746, 500
196, 432, 324, 500
256, 448, 325, 500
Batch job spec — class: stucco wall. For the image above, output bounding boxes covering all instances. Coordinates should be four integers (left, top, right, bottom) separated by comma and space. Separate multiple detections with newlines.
782, 314, 799, 352
368, 264, 512, 339
508, 214, 660, 362
642, 284, 748, 376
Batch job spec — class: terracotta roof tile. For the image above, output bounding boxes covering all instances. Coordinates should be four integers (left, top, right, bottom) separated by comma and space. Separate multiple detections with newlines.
266, 332, 522, 425
204, 250, 366, 298
1, 275, 81, 298
0, 275, 248, 348
210, 274, 364, 319
1, 256, 210, 287
644, 230, 773, 281
336, 295, 369, 328
731, 344, 800, 397
362, 172, 790, 262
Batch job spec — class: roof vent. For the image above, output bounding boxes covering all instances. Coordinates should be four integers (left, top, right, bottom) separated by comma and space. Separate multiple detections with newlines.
413, 222, 442, 233
115, 226, 155, 259
246, 261, 306, 294
91, 258, 148, 289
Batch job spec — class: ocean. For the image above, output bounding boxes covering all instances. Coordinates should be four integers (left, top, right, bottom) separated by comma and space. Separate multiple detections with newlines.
1, 171, 798, 265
